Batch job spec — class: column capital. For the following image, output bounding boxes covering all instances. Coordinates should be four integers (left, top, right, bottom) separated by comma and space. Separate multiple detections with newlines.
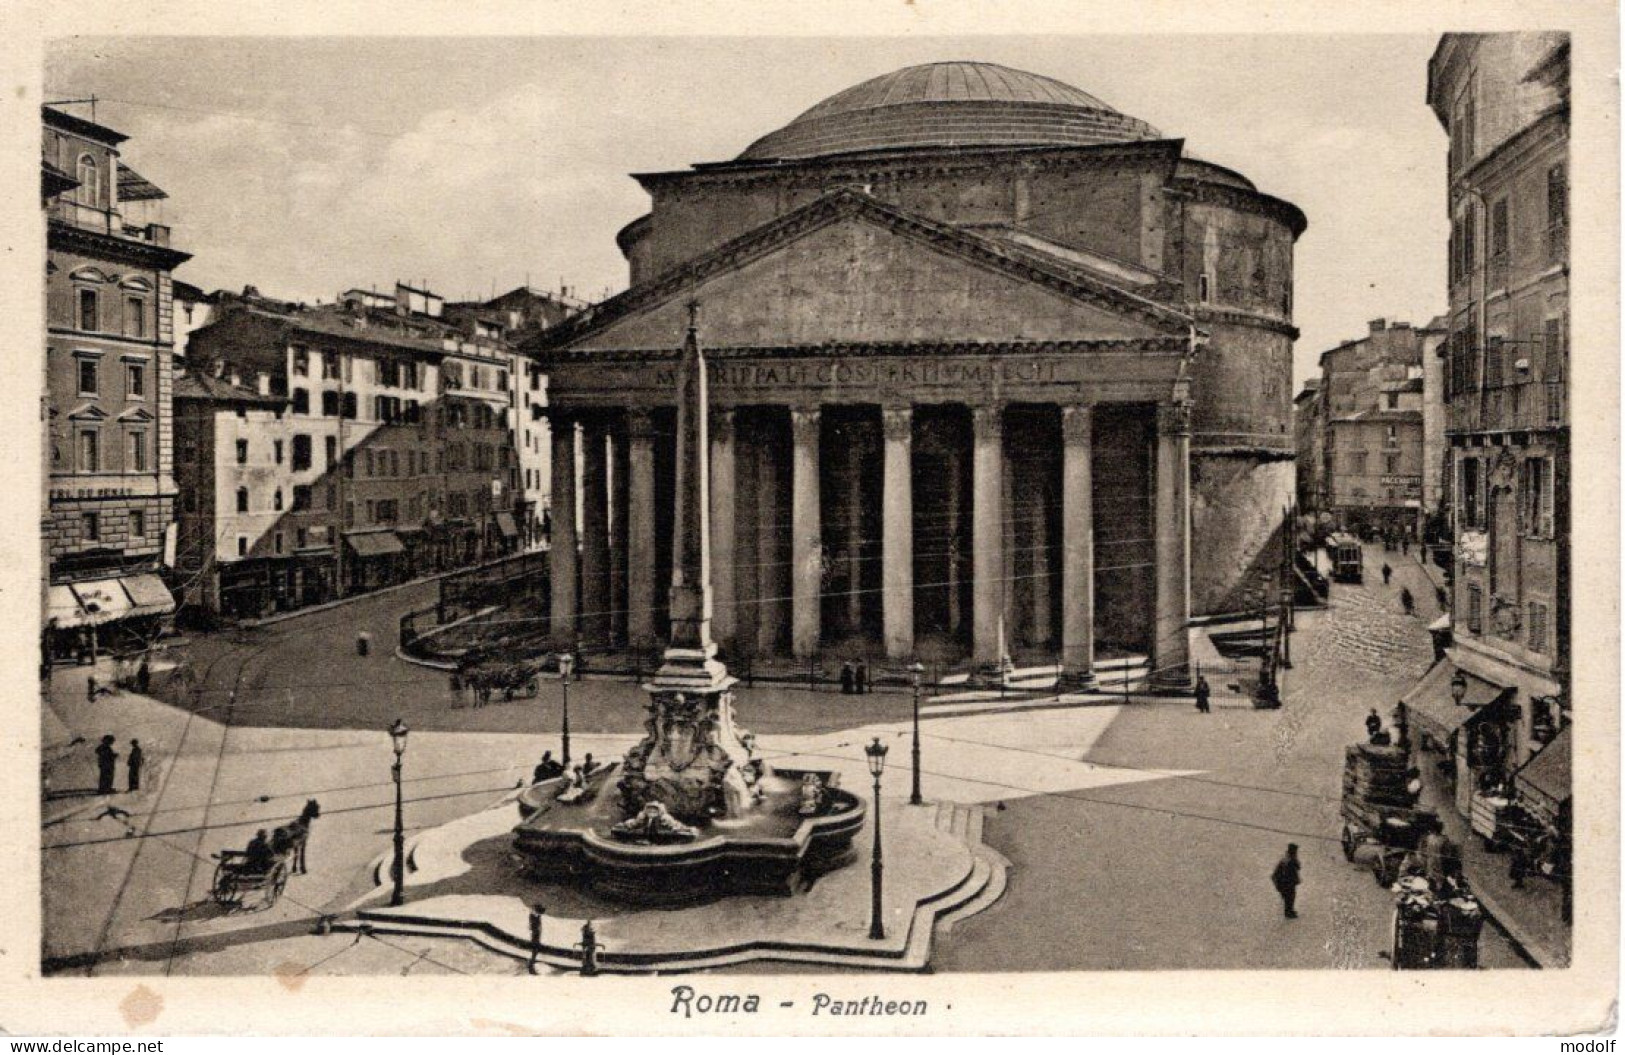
971, 403, 1004, 440
626, 407, 657, 438
1158, 400, 1193, 437
1061, 403, 1094, 444
790, 405, 821, 444
709, 407, 736, 443
881, 404, 913, 443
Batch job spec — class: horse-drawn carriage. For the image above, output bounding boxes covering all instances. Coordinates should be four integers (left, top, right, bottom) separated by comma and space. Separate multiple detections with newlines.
454, 653, 544, 707
1340, 742, 1434, 886
210, 800, 319, 912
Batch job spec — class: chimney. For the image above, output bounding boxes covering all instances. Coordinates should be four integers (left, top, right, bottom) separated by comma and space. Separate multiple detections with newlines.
1369, 318, 1387, 333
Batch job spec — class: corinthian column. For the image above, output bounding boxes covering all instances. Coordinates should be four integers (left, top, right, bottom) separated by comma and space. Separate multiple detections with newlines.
1061, 403, 1095, 684
626, 409, 657, 651
548, 414, 578, 649
972, 404, 1005, 665
790, 406, 822, 659
1152, 401, 1193, 688
709, 408, 737, 651
882, 405, 915, 659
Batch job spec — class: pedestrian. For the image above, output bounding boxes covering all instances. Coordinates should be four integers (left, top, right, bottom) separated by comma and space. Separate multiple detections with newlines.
855, 658, 869, 695
1365, 708, 1382, 741
1394, 700, 1410, 752
1508, 839, 1530, 889
1400, 586, 1415, 616
95, 735, 118, 795
840, 661, 855, 696
1271, 843, 1301, 918
1194, 675, 1211, 714
86, 675, 98, 704
1401, 534, 1410, 556
1381, 563, 1393, 586
136, 655, 151, 695
533, 750, 561, 783
127, 739, 144, 793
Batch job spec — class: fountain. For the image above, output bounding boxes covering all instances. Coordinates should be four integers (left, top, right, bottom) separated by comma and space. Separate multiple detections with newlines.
513, 306, 864, 905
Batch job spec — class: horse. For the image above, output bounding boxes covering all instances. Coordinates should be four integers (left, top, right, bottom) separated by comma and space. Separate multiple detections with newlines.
270, 799, 321, 875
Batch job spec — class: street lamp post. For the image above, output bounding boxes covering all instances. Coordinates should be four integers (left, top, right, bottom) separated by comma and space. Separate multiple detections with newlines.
558, 652, 575, 765
388, 718, 409, 907
909, 661, 925, 806
865, 736, 889, 940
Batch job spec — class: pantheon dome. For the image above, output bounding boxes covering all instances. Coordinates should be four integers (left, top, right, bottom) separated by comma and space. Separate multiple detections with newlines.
738, 61, 1163, 162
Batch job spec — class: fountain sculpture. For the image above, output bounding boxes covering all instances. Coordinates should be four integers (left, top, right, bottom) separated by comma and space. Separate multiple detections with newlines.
513, 306, 863, 904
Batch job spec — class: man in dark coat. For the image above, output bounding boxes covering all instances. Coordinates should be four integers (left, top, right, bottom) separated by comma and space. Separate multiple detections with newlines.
840, 662, 855, 695
1194, 676, 1211, 714
855, 658, 869, 695
1272, 843, 1301, 918
95, 735, 118, 795
1381, 563, 1393, 586
1365, 709, 1383, 741
127, 740, 144, 793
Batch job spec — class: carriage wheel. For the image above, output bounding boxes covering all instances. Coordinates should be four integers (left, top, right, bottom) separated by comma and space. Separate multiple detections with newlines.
1340, 824, 1356, 862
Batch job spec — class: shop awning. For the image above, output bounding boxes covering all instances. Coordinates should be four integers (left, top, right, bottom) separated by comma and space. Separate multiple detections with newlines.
344, 530, 405, 558
45, 585, 88, 628
69, 579, 132, 626
494, 512, 519, 538
1402, 659, 1510, 741
1428, 613, 1451, 633
121, 573, 176, 618
1515, 725, 1572, 813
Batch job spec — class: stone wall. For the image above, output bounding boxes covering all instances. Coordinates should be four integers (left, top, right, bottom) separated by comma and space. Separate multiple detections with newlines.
1189, 454, 1293, 616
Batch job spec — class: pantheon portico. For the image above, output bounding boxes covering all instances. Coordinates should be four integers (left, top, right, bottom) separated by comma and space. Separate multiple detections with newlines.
527, 62, 1304, 686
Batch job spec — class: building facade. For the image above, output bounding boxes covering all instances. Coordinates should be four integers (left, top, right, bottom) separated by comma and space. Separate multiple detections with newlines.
176, 284, 525, 620
1292, 377, 1324, 514
1310, 319, 1436, 537
530, 62, 1304, 681
1413, 33, 1569, 817
42, 106, 190, 650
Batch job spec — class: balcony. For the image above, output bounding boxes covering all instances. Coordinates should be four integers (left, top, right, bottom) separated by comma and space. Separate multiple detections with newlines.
49, 200, 171, 246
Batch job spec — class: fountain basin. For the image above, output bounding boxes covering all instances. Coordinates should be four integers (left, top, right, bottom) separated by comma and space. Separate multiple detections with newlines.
513, 767, 865, 906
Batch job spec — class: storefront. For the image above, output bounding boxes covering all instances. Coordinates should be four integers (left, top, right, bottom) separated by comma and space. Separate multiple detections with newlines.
1401, 658, 1516, 817
344, 529, 405, 593
44, 572, 177, 660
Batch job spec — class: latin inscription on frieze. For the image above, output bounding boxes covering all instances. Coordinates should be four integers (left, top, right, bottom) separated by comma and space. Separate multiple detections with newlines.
649, 359, 1064, 389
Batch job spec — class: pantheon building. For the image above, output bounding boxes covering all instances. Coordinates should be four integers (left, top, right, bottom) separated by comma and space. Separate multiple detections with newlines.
530, 62, 1304, 686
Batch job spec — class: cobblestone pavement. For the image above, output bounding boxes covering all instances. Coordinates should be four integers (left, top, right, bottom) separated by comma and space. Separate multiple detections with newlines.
43, 541, 1527, 975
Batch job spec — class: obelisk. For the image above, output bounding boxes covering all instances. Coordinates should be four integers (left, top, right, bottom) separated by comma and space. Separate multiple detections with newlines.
617, 304, 753, 822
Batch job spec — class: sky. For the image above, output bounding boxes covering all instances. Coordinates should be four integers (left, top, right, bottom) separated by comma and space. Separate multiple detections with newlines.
46, 35, 1451, 388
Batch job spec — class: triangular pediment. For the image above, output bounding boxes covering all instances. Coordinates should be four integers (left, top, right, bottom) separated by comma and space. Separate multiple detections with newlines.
117, 407, 156, 423
67, 403, 108, 421
545, 190, 1189, 354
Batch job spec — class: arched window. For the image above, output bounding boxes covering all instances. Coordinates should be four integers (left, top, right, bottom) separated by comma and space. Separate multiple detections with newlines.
76, 154, 100, 207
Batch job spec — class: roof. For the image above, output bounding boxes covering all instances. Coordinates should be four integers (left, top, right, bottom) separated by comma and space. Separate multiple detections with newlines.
172, 371, 286, 406
528, 187, 1194, 355
172, 280, 211, 303
116, 163, 167, 202
42, 106, 128, 146
737, 61, 1161, 162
